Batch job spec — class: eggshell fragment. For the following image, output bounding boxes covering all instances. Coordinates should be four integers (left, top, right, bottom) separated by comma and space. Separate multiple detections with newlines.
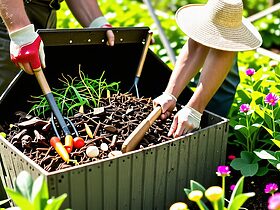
86, 146, 99, 158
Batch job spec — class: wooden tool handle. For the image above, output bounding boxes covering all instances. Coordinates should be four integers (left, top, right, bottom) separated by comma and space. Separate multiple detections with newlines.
33, 68, 51, 95
122, 106, 162, 153
135, 31, 153, 78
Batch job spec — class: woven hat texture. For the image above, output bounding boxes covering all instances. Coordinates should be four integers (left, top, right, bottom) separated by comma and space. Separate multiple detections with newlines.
175, 0, 263, 51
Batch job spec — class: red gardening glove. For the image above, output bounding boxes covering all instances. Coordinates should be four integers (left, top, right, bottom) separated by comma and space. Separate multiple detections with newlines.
9, 24, 45, 75
89, 16, 114, 46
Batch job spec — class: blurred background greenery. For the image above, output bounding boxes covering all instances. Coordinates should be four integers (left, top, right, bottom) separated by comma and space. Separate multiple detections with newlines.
57, 0, 280, 67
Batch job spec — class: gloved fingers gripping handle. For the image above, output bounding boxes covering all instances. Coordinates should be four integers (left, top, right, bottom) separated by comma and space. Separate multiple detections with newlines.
9, 24, 45, 73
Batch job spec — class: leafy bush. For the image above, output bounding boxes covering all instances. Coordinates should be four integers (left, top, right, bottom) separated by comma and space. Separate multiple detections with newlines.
0, 171, 68, 210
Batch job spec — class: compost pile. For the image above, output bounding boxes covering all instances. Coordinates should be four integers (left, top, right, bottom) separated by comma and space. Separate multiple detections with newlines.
2, 93, 174, 172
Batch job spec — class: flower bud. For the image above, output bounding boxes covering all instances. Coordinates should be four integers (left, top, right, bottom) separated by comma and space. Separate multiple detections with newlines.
205, 186, 223, 202
169, 202, 188, 210
188, 190, 203, 202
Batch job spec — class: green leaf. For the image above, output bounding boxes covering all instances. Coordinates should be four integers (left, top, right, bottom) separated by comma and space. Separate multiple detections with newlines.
44, 194, 67, 210
31, 175, 49, 210
240, 163, 259, 177
228, 176, 244, 206
272, 139, 280, 149
234, 125, 249, 138
255, 166, 269, 176
248, 123, 261, 134
190, 180, 206, 192
262, 125, 273, 137
183, 188, 191, 196
240, 151, 255, 163
230, 156, 259, 177
228, 192, 255, 210
254, 150, 277, 160
15, 171, 33, 201
5, 188, 34, 210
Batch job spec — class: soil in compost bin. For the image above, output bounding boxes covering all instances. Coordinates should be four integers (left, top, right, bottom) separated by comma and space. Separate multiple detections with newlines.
0, 93, 180, 172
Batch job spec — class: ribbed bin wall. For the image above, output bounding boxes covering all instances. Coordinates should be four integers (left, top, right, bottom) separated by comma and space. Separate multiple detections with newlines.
0, 28, 228, 210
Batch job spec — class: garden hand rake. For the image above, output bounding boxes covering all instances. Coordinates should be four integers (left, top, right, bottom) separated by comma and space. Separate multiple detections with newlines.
33, 67, 78, 152
129, 31, 153, 98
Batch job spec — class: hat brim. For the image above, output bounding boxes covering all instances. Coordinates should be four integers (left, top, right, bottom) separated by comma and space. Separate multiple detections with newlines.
175, 4, 263, 51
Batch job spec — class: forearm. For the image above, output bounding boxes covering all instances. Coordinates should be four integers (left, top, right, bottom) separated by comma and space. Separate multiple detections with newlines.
187, 49, 237, 113
65, 0, 103, 27
165, 39, 209, 98
0, 0, 30, 32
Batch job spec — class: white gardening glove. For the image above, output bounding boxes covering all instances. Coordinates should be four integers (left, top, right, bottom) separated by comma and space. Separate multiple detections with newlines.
89, 16, 114, 46
153, 92, 177, 120
9, 24, 45, 75
168, 105, 202, 138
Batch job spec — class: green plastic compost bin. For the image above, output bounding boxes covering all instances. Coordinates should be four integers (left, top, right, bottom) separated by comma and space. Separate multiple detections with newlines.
0, 27, 228, 210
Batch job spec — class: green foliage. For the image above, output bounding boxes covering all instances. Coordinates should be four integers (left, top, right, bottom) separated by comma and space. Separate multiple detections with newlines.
227, 176, 255, 210
253, 12, 280, 48
230, 151, 268, 177
1, 171, 68, 210
57, 0, 187, 67
29, 69, 120, 117
184, 175, 255, 210
228, 56, 280, 175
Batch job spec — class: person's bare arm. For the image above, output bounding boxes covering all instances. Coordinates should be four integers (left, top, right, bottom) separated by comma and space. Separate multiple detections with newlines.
0, 0, 30, 32
65, 0, 103, 27
187, 49, 236, 113
164, 38, 210, 99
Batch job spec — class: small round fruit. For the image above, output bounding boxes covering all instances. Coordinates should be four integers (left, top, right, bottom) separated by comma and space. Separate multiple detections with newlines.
86, 146, 99, 158
100, 143, 109, 151
73, 137, 85, 149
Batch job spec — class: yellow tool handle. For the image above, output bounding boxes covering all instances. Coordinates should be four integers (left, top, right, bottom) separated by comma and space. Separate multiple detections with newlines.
135, 31, 153, 78
122, 106, 162, 153
33, 67, 51, 95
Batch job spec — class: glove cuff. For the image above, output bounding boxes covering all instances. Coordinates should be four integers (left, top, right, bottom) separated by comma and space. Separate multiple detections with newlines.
9, 24, 38, 46
89, 16, 109, 28
185, 105, 202, 120
162, 92, 177, 102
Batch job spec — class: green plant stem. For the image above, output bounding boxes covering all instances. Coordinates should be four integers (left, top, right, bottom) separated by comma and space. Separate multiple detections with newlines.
196, 201, 205, 210
271, 105, 276, 138
213, 201, 218, 210
246, 113, 252, 152
222, 176, 225, 209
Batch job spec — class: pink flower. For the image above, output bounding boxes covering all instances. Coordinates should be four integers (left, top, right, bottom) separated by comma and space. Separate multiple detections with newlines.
265, 183, 279, 194
230, 184, 236, 191
216, 166, 231, 177
239, 104, 250, 113
265, 93, 279, 106
228, 155, 236, 160
245, 68, 255, 76
268, 193, 280, 210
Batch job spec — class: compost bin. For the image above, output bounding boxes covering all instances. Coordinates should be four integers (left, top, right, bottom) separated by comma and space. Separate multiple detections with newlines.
0, 27, 228, 210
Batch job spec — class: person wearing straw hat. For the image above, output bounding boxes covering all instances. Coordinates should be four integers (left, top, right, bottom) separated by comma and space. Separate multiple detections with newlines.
153, 0, 262, 137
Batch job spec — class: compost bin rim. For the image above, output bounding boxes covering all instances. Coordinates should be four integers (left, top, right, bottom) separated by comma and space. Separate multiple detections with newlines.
37, 27, 151, 46
0, 109, 228, 176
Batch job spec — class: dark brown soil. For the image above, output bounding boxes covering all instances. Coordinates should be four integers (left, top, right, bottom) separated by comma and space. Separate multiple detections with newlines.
1, 93, 174, 172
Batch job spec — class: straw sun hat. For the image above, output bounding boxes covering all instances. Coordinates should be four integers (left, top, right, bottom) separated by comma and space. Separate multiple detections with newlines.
175, 0, 263, 51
